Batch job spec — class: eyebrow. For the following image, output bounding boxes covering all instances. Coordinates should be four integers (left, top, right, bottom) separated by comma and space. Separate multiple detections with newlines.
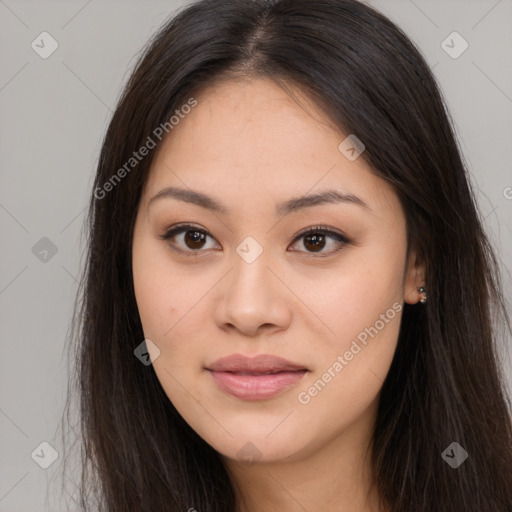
147, 186, 371, 215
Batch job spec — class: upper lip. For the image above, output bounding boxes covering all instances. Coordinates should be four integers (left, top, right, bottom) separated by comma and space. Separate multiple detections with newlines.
206, 354, 308, 373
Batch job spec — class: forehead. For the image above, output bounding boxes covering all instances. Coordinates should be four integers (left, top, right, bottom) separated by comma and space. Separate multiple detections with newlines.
142, 78, 397, 216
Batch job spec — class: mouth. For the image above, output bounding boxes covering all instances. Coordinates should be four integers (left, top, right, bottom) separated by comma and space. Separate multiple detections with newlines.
205, 353, 309, 400
205, 353, 308, 373
206, 368, 308, 400
222, 370, 305, 375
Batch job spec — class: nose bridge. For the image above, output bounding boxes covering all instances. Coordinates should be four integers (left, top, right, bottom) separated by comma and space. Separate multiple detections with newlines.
214, 235, 291, 335
230, 236, 273, 295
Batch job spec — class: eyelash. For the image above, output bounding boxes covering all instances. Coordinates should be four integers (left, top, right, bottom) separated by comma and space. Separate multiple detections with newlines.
159, 223, 349, 258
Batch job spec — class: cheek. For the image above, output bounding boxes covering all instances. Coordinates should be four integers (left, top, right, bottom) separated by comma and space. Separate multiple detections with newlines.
297, 292, 402, 435
300, 244, 404, 393
132, 242, 213, 381
132, 238, 182, 339
313, 252, 402, 344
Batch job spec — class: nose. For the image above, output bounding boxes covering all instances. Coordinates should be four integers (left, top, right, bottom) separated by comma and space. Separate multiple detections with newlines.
214, 249, 292, 338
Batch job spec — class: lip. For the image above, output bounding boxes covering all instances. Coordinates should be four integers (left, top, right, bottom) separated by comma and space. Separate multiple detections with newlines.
205, 354, 308, 400
206, 353, 308, 373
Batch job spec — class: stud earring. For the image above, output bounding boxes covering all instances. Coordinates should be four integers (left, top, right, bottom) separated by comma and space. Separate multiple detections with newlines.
418, 286, 427, 304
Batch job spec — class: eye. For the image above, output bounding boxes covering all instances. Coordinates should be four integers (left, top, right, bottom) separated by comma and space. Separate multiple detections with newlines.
159, 223, 349, 257
288, 225, 349, 256
159, 224, 220, 255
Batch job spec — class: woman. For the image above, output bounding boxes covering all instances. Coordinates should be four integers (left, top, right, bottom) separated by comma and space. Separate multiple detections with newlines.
62, 0, 512, 510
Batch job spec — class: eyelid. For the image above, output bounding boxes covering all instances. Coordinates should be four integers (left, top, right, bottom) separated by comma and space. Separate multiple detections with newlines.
291, 225, 348, 244
288, 225, 349, 257
159, 223, 219, 255
159, 223, 349, 256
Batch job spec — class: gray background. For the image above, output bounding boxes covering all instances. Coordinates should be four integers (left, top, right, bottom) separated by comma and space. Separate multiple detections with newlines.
1, 0, 511, 510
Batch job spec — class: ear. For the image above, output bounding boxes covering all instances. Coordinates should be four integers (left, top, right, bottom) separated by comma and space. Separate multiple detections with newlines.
404, 248, 426, 304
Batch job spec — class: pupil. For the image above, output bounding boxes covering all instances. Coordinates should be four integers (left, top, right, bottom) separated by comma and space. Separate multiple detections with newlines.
182, 231, 327, 252
185, 231, 206, 249
304, 233, 325, 252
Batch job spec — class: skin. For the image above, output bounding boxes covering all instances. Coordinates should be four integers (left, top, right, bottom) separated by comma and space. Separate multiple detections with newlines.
132, 77, 425, 512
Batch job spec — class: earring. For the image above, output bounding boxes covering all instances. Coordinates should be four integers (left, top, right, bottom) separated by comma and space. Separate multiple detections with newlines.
418, 286, 427, 304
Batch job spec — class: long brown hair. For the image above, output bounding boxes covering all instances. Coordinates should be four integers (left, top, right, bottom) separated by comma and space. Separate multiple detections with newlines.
61, 0, 512, 510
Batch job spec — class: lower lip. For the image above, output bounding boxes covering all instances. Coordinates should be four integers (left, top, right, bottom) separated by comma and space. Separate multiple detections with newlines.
208, 370, 308, 400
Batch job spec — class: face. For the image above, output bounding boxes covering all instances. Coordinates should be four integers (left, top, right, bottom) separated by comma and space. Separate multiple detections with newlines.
132, 78, 423, 465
